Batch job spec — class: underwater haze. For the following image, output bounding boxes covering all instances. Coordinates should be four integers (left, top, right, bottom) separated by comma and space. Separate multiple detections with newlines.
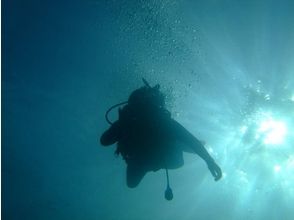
2, 0, 294, 219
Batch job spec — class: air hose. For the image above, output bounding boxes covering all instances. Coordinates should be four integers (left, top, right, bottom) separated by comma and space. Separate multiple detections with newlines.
105, 101, 128, 125
165, 168, 173, 201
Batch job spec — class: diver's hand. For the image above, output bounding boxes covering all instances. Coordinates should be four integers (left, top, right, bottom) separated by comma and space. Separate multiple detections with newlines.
207, 160, 222, 181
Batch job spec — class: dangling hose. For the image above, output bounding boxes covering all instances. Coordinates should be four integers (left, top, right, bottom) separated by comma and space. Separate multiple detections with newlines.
105, 101, 128, 125
165, 168, 173, 200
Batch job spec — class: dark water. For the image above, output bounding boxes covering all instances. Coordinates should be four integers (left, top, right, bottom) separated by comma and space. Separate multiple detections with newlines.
2, 0, 294, 219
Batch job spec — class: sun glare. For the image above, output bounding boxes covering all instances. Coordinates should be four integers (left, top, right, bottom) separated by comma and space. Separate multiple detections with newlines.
257, 118, 287, 145
274, 165, 281, 173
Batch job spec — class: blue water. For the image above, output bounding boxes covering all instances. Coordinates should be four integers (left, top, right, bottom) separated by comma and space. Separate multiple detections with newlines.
3, 0, 294, 219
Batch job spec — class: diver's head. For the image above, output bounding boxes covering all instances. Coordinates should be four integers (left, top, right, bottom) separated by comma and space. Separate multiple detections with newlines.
128, 79, 165, 109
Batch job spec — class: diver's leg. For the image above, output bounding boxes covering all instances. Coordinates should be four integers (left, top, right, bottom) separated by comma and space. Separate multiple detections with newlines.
126, 163, 147, 188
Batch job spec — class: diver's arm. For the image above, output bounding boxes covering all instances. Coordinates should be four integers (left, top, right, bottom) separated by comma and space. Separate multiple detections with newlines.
171, 119, 222, 181
171, 119, 213, 161
100, 121, 121, 146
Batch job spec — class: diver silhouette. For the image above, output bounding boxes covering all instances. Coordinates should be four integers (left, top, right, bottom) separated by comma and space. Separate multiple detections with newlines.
100, 79, 222, 200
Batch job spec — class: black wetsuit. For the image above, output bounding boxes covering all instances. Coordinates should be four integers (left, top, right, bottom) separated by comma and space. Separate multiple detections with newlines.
101, 104, 213, 187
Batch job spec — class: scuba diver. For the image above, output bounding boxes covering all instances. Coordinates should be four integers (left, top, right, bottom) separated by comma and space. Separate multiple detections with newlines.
100, 78, 222, 200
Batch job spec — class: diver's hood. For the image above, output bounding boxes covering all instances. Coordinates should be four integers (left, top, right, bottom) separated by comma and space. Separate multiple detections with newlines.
128, 79, 165, 108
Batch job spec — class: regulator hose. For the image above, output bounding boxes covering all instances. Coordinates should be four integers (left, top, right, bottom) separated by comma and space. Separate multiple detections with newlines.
105, 101, 128, 125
